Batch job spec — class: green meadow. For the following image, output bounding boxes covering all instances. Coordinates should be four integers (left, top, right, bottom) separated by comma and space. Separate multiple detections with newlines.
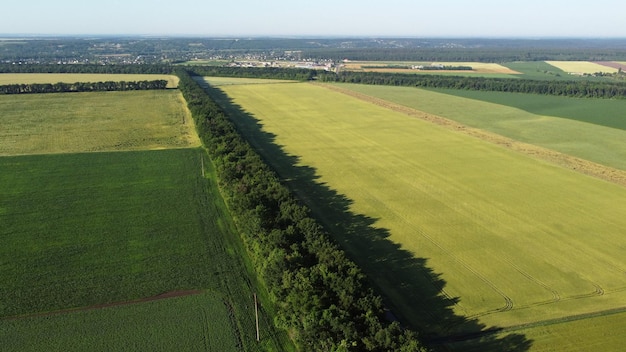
337, 83, 626, 171
206, 78, 626, 351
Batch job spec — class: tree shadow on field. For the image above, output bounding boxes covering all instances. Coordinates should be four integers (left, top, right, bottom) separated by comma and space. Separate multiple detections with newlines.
200, 80, 532, 351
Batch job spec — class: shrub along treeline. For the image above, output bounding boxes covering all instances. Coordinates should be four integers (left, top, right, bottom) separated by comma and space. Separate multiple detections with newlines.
0, 80, 169, 94
317, 71, 626, 99
175, 67, 427, 352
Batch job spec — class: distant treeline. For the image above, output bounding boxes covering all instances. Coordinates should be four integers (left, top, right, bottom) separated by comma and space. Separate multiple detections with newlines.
7, 63, 626, 99
0, 63, 173, 74
303, 47, 626, 62
316, 71, 626, 99
0, 80, 169, 94
175, 67, 426, 352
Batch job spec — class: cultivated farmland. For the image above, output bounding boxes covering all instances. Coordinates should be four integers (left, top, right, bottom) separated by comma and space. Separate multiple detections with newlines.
204, 77, 626, 351
0, 84, 289, 350
545, 61, 619, 75
0, 291, 239, 352
332, 84, 626, 173
0, 90, 199, 156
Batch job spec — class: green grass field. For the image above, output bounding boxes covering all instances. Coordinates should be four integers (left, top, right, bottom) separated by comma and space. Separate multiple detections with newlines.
0, 291, 239, 352
335, 84, 626, 171
205, 78, 626, 351
0, 73, 179, 88
0, 90, 200, 156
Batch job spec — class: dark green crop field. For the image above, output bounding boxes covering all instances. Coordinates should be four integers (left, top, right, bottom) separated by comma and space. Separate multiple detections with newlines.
0, 149, 216, 317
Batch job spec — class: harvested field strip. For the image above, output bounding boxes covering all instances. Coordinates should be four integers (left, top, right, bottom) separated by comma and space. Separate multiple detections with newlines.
211, 79, 626, 335
545, 61, 619, 74
320, 83, 626, 187
0, 73, 179, 88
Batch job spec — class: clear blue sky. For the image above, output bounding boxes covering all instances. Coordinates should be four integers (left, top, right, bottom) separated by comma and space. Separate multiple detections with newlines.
2, 0, 625, 37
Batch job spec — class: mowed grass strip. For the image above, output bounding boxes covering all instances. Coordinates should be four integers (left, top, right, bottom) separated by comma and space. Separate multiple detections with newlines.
0, 149, 220, 316
0, 73, 179, 88
0, 90, 200, 156
0, 292, 239, 352
336, 84, 626, 171
210, 80, 626, 333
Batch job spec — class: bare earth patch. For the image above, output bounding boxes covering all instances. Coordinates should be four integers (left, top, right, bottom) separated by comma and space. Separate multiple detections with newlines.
319, 83, 626, 188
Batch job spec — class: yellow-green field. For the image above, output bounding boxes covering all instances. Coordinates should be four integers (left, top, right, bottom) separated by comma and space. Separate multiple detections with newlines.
545, 61, 619, 74
0, 73, 179, 88
333, 84, 626, 172
342, 61, 519, 74
0, 90, 200, 156
205, 78, 626, 350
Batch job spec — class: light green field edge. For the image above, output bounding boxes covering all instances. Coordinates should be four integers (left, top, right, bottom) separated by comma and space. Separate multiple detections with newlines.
0, 292, 239, 352
447, 310, 626, 351
206, 78, 626, 349
335, 83, 626, 171
0, 90, 200, 156
0, 73, 179, 88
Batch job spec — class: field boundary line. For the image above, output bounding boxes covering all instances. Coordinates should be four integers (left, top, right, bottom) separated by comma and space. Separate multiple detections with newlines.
1, 290, 203, 321
315, 82, 626, 188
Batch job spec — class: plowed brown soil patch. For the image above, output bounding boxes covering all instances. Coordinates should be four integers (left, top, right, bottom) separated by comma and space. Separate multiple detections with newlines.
318, 83, 626, 188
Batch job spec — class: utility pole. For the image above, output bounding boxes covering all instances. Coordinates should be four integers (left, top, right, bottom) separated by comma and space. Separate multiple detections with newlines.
254, 293, 260, 342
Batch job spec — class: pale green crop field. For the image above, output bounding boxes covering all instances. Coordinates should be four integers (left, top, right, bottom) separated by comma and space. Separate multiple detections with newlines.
0, 90, 200, 156
206, 78, 626, 350
0, 73, 179, 88
337, 84, 626, 171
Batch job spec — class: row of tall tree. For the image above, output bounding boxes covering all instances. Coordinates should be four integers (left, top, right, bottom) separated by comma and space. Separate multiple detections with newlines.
316, 71, 626, 99
175, 67, 427, 351
187, 65, 316, 81
0, 80, 169, 94
0, 63, 173, 74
